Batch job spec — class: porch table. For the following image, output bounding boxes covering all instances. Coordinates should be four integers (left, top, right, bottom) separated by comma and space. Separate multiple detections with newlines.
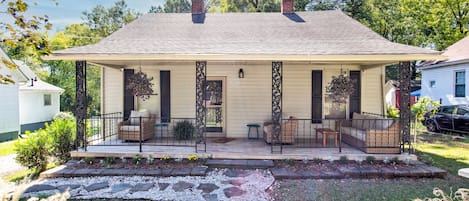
315, 128, 339, 147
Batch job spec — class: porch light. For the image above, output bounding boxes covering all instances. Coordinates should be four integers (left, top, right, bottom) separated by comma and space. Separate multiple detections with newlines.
238, 68, 244, 78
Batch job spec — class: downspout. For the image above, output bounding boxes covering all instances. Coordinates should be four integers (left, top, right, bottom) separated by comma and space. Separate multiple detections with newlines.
381, 66, 386, 116
100, 66, 105, 115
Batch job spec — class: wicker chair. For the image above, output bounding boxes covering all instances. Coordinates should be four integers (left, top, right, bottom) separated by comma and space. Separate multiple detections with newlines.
118, 111, 155, 141
263, 117, 298, 144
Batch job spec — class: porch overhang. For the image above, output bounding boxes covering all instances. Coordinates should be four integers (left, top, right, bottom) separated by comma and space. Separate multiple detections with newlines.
43, 53, 445, 63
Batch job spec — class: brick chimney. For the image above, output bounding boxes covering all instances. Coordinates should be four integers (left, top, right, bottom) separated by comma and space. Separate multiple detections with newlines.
192, 0, 204, 14
281, 0, 294, 14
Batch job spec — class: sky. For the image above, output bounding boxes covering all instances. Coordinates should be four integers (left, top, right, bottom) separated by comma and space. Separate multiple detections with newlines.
1, 0, 166, 34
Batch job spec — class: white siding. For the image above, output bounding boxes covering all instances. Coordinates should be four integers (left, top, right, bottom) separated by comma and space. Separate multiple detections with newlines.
361, 65, 385, 115
0, 57, 19, 134
421, 63, 469, 105
102, 62, 384, 138
102, 67, 124, 114
19, 91, 60, 124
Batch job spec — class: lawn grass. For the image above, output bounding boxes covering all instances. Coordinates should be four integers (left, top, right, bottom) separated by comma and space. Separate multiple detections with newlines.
415, 132, 469, 176
0, 140, 17, 156
274, 178, 468, 201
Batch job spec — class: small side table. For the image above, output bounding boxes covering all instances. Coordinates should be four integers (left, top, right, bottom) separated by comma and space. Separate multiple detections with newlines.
155, 123, 169, 138
316, 128, 339, 147
247, 124, 261, 139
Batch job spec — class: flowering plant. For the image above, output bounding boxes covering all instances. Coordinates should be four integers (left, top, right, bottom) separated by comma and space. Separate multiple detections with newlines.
126, 71, 155, 101
326, 72, 356, 104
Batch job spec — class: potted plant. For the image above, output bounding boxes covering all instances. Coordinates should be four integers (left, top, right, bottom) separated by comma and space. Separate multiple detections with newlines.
325, 71, 356, 119
173, 120, 195, 140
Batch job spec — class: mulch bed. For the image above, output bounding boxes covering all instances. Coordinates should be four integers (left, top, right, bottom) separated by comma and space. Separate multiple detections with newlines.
69, 158, 205, 169
274, 160, 408, 172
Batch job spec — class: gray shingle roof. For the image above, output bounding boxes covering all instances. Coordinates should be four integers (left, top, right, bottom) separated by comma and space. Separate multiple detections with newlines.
54, 11, 437, 56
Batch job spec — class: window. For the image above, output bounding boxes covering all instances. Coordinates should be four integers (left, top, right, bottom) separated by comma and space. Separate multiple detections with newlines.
456, 108, 469, 116
455, 71, 465, 97
430, 80, 436, 88
441, 106, 455, 114
311, 70, 322, 123
44, 94, 51, 106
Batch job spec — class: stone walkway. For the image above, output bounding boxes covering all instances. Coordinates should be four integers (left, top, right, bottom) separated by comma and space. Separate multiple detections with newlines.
23, 169, 275, 201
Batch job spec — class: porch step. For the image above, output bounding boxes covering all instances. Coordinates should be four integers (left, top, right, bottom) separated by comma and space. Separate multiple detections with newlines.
205, 159, 274, 169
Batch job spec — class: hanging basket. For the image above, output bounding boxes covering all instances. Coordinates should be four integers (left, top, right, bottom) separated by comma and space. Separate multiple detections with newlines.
126, 71, 156, 101
326, 72, 356, 104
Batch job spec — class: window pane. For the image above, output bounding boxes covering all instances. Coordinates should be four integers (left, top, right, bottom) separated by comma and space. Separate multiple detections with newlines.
44, 94, 51, 106
456, 72, 465, 84
430, 80, 436, 88
456, 85, 465, 97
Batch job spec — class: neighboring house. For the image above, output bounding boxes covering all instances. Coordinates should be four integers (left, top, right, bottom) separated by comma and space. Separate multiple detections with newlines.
15, 60, 64, 133
46, 0, 441, 154
419, 36, 469, 105
0, 48, 24, 141
0, 48, 64, 142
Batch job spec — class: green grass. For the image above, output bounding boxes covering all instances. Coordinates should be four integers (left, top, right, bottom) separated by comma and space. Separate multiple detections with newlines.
274, 178, 469, 201
415, 132, 469, 176
0, 140, 17, 156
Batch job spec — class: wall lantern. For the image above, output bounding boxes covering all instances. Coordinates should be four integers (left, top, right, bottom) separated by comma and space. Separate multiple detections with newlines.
238, 68, 245, 78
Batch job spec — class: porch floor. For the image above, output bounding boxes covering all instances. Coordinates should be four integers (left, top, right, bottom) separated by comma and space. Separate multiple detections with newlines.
72, 138, 416, 161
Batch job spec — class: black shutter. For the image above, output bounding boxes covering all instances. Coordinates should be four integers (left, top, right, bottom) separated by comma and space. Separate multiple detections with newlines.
160, 71, 171, 123
123, 69, 135, 120
312, 70, 323, 123
349, 71, 361, 118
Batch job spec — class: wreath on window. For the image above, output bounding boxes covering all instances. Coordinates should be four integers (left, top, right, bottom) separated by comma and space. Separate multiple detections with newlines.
326, 72, 356, 104
126, 71, 156, 101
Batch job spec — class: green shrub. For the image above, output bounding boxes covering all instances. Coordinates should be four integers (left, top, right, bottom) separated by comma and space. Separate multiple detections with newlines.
365, 156, 376, 164
105, 156, 115, 165
387, 105, 400, 118
173, 121, 195, 140
339, 156, 348, 163
14, 131, 50, 172
46, 118, 76, 163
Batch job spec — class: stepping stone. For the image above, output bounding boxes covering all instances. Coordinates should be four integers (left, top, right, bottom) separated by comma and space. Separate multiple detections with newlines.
161, 169, 173, 176
223, 169, 251, 177
158, 183, 170, 191
458, 168, 469, 178
101, 169, 129, 176
110, 183, 132, 193
359, 166, 380, 178
130, 183, 154, 192
203, 194, 218, 201
320, 170, 343, 179
223, 187, 245, 198
172, 181, 194, 192
197, 183, 219, 193
24, 184, 56, 193
421, 165, 447, 178
380, 167, 397, 178
172, 168, 192, 176
229, 179, 246, 186
206, 159, 247, 168
57, 184, 81, 192
85, 182, 109, 192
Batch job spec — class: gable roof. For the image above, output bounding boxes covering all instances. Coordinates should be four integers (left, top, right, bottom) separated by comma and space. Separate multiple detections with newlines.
419, 36, 469, 70
14, 60, 64, 93
48, 10, 440, 61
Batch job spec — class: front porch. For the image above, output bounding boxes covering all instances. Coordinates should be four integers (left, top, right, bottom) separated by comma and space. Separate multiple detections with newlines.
72, 137, 416, 161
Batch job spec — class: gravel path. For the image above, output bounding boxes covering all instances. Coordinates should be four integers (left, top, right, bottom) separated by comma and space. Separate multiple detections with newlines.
0, 154, 26, 197
22, 169, 275, 201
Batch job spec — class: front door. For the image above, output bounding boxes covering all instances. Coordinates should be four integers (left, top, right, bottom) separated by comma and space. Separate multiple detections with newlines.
205, 77, 226, 136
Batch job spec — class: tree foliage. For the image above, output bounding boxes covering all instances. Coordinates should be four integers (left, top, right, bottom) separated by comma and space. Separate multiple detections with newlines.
149, 0, 191, 13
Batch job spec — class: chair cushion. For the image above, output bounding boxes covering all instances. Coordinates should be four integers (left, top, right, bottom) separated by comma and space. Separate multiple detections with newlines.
130, 111, 151, 125
352, 113, 367, 130
340, 126, 366, 141
264, 124, 272, 134
120, 125, 140, 132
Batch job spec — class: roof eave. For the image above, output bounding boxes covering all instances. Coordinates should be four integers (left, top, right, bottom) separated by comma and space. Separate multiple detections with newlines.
43, 53, 446, 62
418, 58, 469, 70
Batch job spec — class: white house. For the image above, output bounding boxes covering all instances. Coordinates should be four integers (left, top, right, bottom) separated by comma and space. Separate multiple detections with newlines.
15, 60, 64, 133
0, 48, 64, 141
419, 36, 469, 105
46, 0, 442, 154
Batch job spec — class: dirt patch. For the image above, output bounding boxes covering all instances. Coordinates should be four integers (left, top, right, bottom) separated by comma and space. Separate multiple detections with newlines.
274, 160, 409, 173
